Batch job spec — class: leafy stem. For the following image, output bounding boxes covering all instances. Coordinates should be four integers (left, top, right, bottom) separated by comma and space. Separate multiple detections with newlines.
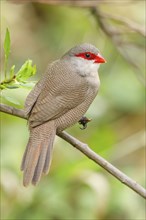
1, 28, 37, 105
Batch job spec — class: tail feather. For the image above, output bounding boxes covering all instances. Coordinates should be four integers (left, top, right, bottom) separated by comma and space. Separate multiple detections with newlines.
21, 141, 30, 171
43, 133, 55, 174
32, 139, 48, 185
21, 121, 56, 187
23, 140, 41, 186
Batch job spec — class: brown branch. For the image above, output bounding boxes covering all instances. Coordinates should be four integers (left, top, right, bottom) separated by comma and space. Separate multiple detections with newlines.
9, 0, 142, 7
101, 13, 145, 37
91, 7, 146, 86
0, 103, 146, 199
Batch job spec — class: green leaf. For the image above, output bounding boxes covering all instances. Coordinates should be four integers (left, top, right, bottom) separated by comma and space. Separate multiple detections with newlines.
1, 95, 21, 106
6, 85, 20, 89
4, 28, 11, 79
19, 81, 36, 89
10, 65, 15, 78
4, 28, 10, 59
16, 60, 36, 82
0, 84, 6, 90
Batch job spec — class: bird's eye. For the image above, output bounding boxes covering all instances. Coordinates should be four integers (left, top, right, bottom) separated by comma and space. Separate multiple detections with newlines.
85, 53, 91, 58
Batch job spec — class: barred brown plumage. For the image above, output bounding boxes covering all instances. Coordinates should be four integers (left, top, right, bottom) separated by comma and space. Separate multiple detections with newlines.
21, 43, 106, 186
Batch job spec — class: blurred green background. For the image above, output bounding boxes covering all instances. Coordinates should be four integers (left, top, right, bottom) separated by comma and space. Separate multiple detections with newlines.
0, 1, 145, 219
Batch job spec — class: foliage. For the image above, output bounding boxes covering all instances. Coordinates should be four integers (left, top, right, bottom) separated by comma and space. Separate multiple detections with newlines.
0, 29, 36, 105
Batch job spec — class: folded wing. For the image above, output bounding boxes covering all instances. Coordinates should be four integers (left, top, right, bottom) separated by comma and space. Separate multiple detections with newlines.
25, 60, 88, 127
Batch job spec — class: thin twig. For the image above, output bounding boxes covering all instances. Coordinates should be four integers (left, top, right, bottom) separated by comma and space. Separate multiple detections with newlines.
91, 7, 145, 86
0, 103, 146, 199
0, 103, 27, 119
101, 13, 145, 37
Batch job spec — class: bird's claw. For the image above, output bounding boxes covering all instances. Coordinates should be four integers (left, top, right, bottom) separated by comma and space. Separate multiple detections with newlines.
78, 116, 92, 130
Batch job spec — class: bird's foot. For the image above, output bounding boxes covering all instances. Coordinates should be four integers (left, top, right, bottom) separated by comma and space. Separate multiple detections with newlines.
78, 116, 92, 130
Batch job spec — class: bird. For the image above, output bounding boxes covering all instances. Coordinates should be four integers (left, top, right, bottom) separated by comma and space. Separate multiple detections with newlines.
21, 43, 106, 186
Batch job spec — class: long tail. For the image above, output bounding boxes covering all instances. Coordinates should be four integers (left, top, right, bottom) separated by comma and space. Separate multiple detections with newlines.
21, 121, 56, 187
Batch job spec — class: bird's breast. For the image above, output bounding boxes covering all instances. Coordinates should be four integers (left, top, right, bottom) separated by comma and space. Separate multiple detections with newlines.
86, 74, 100, 94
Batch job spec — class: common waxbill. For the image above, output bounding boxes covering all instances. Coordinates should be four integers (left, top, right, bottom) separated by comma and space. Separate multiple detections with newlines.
21, 43, 106, 186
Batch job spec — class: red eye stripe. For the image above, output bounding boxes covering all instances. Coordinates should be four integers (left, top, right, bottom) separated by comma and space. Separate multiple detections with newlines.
75, 52, 97, 60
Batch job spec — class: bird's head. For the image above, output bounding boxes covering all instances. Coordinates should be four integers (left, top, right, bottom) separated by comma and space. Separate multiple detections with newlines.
62, 43, 106, 77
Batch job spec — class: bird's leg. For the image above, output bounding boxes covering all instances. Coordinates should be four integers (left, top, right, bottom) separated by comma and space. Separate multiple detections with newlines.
78, 116, 92, 130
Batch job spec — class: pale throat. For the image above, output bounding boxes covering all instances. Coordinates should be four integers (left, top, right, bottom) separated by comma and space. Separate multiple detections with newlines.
71, 57, 100, 77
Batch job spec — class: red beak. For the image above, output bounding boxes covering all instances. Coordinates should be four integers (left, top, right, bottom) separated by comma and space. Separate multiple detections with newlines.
95, 53, 106, 63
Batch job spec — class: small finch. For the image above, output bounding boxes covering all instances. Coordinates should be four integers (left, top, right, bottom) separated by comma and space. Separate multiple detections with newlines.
21, 43, 106, 186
